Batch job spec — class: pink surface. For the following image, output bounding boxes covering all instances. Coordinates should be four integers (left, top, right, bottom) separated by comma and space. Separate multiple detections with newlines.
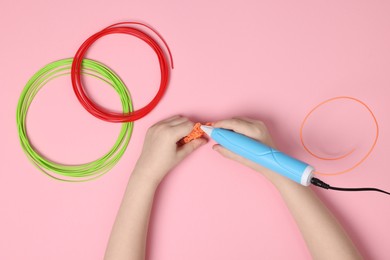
1, 0, 390, 259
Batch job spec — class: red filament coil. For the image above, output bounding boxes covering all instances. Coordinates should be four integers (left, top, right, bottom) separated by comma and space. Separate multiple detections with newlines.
71, 22, 174, 122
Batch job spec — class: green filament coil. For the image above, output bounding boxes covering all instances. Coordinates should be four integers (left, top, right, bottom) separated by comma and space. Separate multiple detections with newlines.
16, 58, 134, 182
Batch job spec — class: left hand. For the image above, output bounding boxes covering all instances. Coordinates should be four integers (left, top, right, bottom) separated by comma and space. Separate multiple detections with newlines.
134, 115, 207, 184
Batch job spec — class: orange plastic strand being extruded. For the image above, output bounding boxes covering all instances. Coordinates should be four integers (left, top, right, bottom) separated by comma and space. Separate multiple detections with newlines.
178, 123, 212, 145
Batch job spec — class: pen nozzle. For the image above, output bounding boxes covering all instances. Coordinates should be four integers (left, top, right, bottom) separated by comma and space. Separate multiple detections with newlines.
200, 125, 214, 136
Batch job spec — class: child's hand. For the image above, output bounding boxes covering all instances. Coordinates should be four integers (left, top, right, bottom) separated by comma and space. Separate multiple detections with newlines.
212, 117, 288, 185
134, 115, 207, 184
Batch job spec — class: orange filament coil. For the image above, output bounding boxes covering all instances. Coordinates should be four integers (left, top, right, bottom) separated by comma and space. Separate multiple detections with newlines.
300, 96, 379, 176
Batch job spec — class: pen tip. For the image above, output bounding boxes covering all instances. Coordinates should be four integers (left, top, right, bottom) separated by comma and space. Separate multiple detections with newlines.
200, 125, 213, 136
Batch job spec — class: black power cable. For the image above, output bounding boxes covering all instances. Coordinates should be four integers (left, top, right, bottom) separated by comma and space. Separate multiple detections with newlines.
311, 178, 390, 196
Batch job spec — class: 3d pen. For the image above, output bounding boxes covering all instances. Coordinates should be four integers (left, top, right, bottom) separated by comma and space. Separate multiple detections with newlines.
201, 125, 314, 186
200, 125, 390, 196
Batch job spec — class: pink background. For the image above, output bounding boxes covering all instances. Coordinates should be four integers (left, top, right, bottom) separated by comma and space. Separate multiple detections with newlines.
1, 0, 390, 259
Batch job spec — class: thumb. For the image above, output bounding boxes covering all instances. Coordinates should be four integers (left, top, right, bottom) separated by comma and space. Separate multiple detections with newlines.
212, 144, 243, 162
212, 144, 260, 170
177, 138, 207, 159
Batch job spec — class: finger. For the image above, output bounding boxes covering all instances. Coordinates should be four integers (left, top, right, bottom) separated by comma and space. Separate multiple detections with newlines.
172, 121, 195, 140
232, 116, 260, 124
154, 115, 190, 128
162, 115, 181, 122
177, 138, 207, 159
213, 118, 261, 141
160, 115, 182, 124
212, 144, 244, 161
168, 116, 190, 126
151, 115, 181, 128
213, 118, 251, 130
212, 144, 258, 169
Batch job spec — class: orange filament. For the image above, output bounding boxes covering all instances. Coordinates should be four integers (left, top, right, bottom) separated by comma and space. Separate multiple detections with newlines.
300, 96, 379, 176
179, 122, 212, 145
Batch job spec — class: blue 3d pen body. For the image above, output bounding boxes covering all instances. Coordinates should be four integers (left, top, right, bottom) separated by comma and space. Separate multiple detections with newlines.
201, 125, 314, 186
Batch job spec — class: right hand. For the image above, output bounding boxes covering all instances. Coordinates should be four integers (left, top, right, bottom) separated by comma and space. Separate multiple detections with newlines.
212, 117, 291, 186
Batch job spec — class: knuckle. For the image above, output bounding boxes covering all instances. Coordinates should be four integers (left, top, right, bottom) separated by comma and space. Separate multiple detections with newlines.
158, 124, 169, 131
184, 121, 194, 128
146, 126, 156, 134
232, 118, 242, 125
256, 120, 265, 127
255, 121, 267, 132
151, 123, 168, 133
252, 126, 264, 138
254, 121, 263, 128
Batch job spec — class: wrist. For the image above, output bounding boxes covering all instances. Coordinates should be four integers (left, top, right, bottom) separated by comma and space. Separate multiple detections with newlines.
132, 164, 167, 187
258, 168, 300, 189
268, 173, 307, 193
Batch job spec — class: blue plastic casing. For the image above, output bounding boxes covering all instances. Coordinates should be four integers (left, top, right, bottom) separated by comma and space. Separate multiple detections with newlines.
210, 127, 314, 186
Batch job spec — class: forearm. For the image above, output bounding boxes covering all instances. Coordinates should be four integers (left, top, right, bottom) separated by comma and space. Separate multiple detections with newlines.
271, 174, 362, 260
211, 117, 362, 259
104, 167, 160, 260
104, 115, 206, 260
